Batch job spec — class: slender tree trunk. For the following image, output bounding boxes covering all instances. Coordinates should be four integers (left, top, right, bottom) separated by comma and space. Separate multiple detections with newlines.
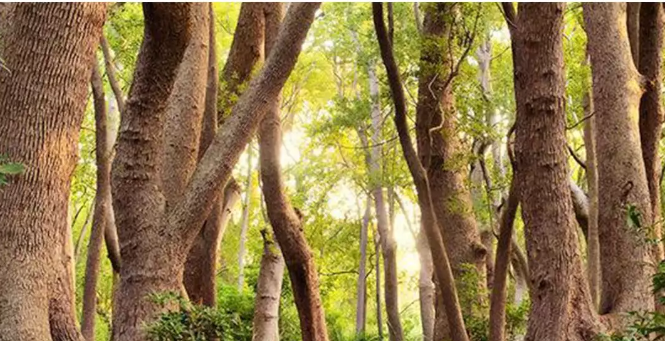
252, 229, 285, 341
638, 3, 664, 265
81, 57, 113, 341
584, 2, 655, 315
510, 3, 600, 339
368, 64, 404, 341
417, 229, 435, 341
488, 178, 518, 341
583, 92, 601, 311
238, 148, 254, 291
373, 4, 470, 341
0, 4, 105, 340
183, 3, 256, 305
375, 230, 384, 341
415, 5, 486, 339
258, 3, 327, 341
355, 197, 371, 336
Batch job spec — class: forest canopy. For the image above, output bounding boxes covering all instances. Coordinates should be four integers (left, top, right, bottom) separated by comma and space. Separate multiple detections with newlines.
0, 2, 663, 341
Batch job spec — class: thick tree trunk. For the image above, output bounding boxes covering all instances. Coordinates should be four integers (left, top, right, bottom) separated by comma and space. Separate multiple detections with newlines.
511, 3, 600, 340
0, 4, 105, 340
415, 4, 486, 339
638, 3, 664, 265
627, 3, 641, 68
584, 2, 655, 315
583, 92, 601, 310
373, 4, 470, 341
252, 230, 285, 341
368, 64, 404, 341
111, 3, 320, 340
258, 5, 328, 341
355, 197, 371, 336
81, 57, 113, 341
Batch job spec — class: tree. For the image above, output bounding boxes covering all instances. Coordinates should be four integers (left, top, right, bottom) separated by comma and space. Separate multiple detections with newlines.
584, 2, 655, 315
110, 3, 320, 340
0, 3, 106, 340
373, 3, 470, 341
507, 3, 600, 339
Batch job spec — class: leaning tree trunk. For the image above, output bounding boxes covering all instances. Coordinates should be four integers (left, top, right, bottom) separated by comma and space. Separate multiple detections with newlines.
373, 4, 470, 341
584, 2, 655, 315
510, 3, 601, 340
183, 3, 263, 305
111, 4, 320, 341
638, 2, 664, 267
415, 4, 486, 339
0, 4, 105, 341
258, 4, 328, 341
81, 57, 114, 341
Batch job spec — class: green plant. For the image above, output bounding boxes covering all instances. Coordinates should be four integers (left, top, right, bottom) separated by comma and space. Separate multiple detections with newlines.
0, 155, 24, 187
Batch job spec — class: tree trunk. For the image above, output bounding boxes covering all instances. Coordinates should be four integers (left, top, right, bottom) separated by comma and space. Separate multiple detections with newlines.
258, 4, 328, 341
584, 2, 655, 315
488, 178, 518, 341
111, 3, 320, 340
81, 57, 113, 341
368, 64, 404, 341
638, 2, 664, 266
0, 4, 105, 340
511, 3, 601, 340
238, 147, 254, 291
375, 230, 384, 341
252, 229, 285, 341
627, 3, 641, 68
583, 92, 601, 311
355, 197, 371, 336
417, 229, 435, 341
373, 4, 470, 341
415, 4, 486, 339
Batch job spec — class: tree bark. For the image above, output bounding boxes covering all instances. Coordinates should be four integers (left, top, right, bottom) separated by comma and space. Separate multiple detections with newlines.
511, 3, 601, 340
584, 2, 655, 315
110, 3, 320, 340
252, 229, 285, 341
627, 3, 641, 68
415, 4, 486, 339
258, 4, 328, 341
373, 4, 470, 341
488, 178, 518, 341
417, 228, 435, 341
81, 56, 113, 341
638, 2, 665, 266
583, 92, 601, 310
355, 197, 371, 336
238, 147, 254, 291
0, 4, 105, 340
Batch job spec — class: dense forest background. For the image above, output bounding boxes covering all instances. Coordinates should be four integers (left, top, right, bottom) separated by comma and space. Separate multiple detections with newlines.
1, 2, 665, 341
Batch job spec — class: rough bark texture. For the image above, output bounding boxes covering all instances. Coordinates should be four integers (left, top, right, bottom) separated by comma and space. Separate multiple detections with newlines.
488, 179, 518, 341
111, 5, 195, 340
415, 4, 486, 339
0, 4, 105, 340
583, 93, 600, 310
355, 197, 371, 336
638, 2, 664, 266
368, 64, 404, 341
252, 230, 285, 341
111, 3, 319, 339
627, 3, 641, 68
373, 4, 470, 341
258, 5, 328, 341
512, 3, 600, 340
584, 2, 655, 315
81, 57, 113, 341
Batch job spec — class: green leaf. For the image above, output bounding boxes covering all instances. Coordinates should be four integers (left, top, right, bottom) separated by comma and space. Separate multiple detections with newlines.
0, 162, 24, 175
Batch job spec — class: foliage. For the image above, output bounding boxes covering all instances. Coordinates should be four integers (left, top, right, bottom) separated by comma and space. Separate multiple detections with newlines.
0, 154, 24, 187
